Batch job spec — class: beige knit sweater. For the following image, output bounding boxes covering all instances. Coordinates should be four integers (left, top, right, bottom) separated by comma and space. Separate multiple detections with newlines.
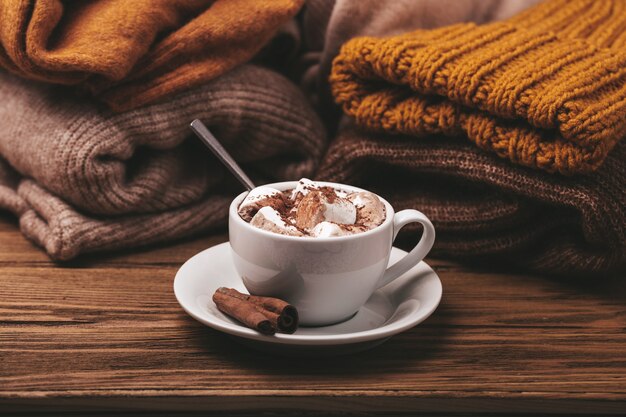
0, 65, 326, 259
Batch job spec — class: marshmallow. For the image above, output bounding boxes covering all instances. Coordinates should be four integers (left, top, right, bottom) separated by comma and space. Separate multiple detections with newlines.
250, 206, 302, 236
311, 221, 344, 237
350, 193, 367, 208
335, 189, 348, 198
290, 178, 317, 199
348, 191, 386, 228
295, 190, 357, 230
322, 197, 356, 225
238, 186, 282, 221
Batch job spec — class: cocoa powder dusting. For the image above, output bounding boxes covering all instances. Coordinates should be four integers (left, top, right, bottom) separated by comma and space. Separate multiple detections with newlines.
317, 186, 336, 203
264, 194, 287, 213
244, 185, 385, 236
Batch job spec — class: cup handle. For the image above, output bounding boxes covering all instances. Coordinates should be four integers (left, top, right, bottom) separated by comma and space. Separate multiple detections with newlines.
376, 209, 435, 289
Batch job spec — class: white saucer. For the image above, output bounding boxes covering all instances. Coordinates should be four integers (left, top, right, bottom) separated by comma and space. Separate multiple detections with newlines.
174, 242, 442, 355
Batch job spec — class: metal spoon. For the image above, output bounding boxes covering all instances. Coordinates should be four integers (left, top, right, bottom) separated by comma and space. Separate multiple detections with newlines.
190, 119, 256, 191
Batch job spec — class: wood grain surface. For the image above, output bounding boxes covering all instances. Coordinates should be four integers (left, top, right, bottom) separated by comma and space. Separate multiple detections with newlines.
0, 213, 624, 416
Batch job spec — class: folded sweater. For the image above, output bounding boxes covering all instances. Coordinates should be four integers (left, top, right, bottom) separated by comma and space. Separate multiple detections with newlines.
0, 65, 326, 259
300, 0, 540, 119
317, 122, 625, 276
330, 0, 626, 175
0, 0, 303, 111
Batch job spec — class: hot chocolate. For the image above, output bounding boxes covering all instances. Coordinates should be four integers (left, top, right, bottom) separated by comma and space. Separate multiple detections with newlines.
238, 179, 386, 237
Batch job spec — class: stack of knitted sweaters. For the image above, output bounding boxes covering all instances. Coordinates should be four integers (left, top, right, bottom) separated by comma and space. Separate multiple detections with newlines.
0, 0, 623, 276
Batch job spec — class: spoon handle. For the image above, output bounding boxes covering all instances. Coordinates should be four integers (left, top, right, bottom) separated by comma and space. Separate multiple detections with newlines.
190, 119, 256, 191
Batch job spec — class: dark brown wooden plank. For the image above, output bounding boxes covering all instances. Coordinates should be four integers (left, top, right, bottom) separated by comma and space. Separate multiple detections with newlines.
0, 213, 625, 415
1, 397, 625, 416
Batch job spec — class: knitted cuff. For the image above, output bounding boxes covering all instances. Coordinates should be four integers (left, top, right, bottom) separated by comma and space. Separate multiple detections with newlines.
330, 0, 626, 175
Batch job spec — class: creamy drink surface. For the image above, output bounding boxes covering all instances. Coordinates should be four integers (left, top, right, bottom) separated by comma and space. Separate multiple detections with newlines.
237, 179, 386, 237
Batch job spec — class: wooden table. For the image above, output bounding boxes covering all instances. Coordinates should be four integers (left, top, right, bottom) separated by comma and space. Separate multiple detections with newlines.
1, 213, 624, 416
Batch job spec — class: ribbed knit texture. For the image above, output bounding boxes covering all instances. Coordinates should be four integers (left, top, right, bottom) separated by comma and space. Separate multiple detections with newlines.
0, 65, 326, 260
300, 0, 540, 117
330, 0, 626, 175
0, 0, 303, 111
317, 122, 625, 276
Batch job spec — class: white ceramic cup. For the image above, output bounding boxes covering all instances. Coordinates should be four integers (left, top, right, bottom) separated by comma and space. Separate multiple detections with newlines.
229, 181, 435, 326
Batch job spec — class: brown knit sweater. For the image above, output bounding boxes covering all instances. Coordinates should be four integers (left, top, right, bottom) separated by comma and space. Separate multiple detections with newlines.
330, 0, 626, 175
317, 122, 625, 276
0, 65, 326, 259
0, 0, 303, 111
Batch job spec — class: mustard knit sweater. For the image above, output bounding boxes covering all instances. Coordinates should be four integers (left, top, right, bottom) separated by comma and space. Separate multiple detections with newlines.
330, 0, 626, 175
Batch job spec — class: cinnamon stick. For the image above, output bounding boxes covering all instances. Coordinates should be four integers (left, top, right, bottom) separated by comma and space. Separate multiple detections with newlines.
212, 288, 275, 335
212, 287, 299, 334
